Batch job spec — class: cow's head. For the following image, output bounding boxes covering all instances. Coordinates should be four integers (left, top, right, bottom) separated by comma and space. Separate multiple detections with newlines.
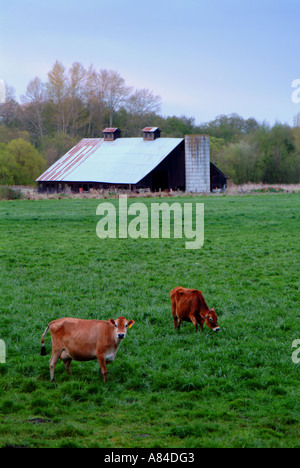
204, 309, 220, 332
109, 317, 135, 341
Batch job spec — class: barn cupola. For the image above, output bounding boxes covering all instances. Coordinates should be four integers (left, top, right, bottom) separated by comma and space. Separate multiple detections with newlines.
102, 128, 121, 141
142, 127, 161, 141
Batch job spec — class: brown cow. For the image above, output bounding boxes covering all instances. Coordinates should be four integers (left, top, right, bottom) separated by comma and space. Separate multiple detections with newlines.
171, 287, 220, 333
40, 316, 135, 383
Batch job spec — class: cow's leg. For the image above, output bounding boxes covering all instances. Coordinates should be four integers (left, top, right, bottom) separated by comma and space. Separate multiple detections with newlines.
176, 318, 182, 332
173, 316, 180, 330
49, 349, 62, 382
97, 354, 107, 382
63, 358, 73, 376
190, 316, 198, 332
60, 349, 72, 376
171, 298, 178, 330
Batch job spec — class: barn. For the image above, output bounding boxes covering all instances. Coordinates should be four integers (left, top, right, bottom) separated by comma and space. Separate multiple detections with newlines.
36, 127, 227, 193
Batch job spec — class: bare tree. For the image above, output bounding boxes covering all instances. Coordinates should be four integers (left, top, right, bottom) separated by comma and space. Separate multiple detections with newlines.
14, 61, 163, 139
84, 65, 106, 137
47, 61, 69, 133
21, 77, 46, 137
68, 62, 86, 137
99, 69, 132, 127
0, 84, 19, 126
293, 112, 300, 128
128, 88, 161, 116
127, 88, 161, 132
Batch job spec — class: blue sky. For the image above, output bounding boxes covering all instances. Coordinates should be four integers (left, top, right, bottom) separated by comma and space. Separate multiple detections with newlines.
1, 0, 299, 126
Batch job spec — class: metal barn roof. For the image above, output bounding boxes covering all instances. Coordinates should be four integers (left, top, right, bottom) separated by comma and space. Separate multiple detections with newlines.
37, 137, 184, 184
102, 127, 119, 133
142, 127, 160, 132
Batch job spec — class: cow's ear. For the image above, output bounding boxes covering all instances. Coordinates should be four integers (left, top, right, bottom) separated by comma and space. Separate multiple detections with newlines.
109, 319, 115, 326
128, 320, 135, 329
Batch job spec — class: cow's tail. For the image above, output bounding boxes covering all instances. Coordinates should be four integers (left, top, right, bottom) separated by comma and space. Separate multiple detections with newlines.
40, 324, 50, 356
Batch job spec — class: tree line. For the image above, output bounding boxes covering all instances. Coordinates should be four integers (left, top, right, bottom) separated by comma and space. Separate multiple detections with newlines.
0, 60, 299, 186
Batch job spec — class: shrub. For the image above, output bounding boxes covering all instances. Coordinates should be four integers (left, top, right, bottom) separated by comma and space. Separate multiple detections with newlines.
0, 186, 23, 200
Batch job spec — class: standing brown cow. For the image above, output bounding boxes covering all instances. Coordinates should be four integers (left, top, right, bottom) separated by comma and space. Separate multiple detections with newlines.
40, 316, 134, 382
171, 286, 220, 332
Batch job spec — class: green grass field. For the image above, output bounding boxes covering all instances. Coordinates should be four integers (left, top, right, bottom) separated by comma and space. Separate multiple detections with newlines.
0, 193, 299, 448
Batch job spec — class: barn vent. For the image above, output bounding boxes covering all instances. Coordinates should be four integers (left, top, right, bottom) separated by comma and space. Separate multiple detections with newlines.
142, 127, 161, 141
103, 128, 121, 141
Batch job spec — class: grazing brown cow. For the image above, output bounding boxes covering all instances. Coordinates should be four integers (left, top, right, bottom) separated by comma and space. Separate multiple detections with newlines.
171, 287, 220, 333
40, 317, 134, 382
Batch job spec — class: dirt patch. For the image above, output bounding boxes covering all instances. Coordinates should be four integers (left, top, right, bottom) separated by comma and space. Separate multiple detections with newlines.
29, 418, 52, 424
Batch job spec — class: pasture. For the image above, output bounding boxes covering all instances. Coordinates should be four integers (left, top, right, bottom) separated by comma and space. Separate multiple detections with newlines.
0, 193, 299, 448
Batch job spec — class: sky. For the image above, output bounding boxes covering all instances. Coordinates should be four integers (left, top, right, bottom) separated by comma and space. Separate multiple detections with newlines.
1, 0, 300, 126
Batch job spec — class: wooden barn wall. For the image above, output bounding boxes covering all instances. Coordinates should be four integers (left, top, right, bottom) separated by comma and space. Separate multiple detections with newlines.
137, 141, 185, 191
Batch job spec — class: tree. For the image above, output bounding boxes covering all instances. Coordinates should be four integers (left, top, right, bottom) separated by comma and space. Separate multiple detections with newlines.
68, 62, 87, 137
257, 124, 299, 183
5, 139, 46, 185
200, 114, 259, 142
4, 59, 299, 186
128, 88, 161, 117
210, 136, 226, 162
155, 115, 195, 137
39, 133, 79, 166
84, 65, 105, 137
0, 84, 20, 127
21, 77, 46, 138
99, 69, 132, 127
0, 125, 31, 144
293, 113, 300, 150
214, 140, 262, 184
124, 88, 161, 135
0, 143, 17, 185
47, 61, 69, 134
